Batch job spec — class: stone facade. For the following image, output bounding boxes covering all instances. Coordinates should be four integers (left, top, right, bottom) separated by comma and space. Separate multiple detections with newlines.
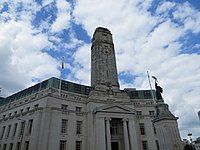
0, 27, 183, 150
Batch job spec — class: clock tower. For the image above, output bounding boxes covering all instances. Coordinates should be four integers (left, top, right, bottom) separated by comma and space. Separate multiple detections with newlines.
91, 27, 119, 91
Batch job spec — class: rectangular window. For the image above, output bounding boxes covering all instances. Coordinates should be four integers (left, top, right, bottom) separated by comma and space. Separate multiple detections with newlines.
12, 123, 18, 137
9, 113, 12, 117
61, 104, 68, 110
139, 123, 146, 135
76, 121, 82, 135
59, 140, 66, 150
9, 143, 13, 150
24, 141, 29, 150
18, 121, 25, 137
76, 107, 82, 112
16, 142, 20, 150
142, 141, 148, 150
61, 119, 68, 133
27, 120, 33, 134
156, 140, 160, 150
6, 125, 11, 138
34, 104, 39, 108
137, 111, 142, 116
27, 107, 30, 111
14, 111, 17, 115
110, 123, 118, 135
144, 91, 151, 99
0, 126, 6, 139
149, 111, 154, 117
20, 109, 23, 113
76, 141, 82, 150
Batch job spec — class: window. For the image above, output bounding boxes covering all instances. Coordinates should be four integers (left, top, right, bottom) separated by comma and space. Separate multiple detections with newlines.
12, 123, 18, 137
24, 141, 29, 150
156, 140, 160, 150
20, 109, 23, 113
3, 115, 6, 119
61, 104, 68, 110
59, 140, 66, 150
27, 107, 30, 111
19, 121, 25, 137
0, 126, 6, 139
153, 126, 157, 134
74, 84, 81, 93
76, 107, 82, 112
76, 121, 82, 135
131, 91, 139, 99
144, 91, 151, 99
149, 111, 154, 117
34, 104, 39, 108
139, 123, 146, 135
137, 111, 142, 116
9, 113, 12, 117
76, 141, 82, 150
110, 123, 118, 135
27, 120, 33, 134
6, 125, 11, 138
142, 141, 148, 150
14, 111, 17, 115
61, 119, 68, 133
9, 143, 13, 150
16, 142, 20, 150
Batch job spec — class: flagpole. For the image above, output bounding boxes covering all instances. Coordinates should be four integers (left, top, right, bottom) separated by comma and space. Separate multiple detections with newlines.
147, 71, 156, 104
59, 57, 64, 96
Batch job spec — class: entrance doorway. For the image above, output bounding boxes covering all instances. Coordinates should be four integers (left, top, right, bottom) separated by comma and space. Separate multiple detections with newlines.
111, 142, 119, 150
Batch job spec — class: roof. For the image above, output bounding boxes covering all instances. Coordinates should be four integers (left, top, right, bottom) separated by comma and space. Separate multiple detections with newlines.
0, 77, 156, 106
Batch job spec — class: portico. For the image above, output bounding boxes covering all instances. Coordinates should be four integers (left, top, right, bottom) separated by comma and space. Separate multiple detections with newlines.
94, 104, 139, 150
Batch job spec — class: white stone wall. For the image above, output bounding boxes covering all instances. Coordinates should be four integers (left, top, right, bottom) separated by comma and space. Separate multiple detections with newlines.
0, 88, 162, 150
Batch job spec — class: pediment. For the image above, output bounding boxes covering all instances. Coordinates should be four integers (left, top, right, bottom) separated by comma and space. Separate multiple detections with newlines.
94, 104, 135, 114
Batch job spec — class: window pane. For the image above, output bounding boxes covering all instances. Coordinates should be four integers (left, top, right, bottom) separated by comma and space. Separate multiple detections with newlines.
76, 121, 82, 135
76, 141, 82, 150
60, 140, 66, 150
61, 119, 68, 133
139, 123, 145, 135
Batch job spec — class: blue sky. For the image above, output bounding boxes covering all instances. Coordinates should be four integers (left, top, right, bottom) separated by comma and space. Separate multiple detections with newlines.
0, 0, 200, 140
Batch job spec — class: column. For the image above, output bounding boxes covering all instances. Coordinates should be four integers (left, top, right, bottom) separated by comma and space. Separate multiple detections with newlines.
128, 119, 139, 150
105, 118, 111, 150
95, 117, 106, 150
122, 118, 130, 150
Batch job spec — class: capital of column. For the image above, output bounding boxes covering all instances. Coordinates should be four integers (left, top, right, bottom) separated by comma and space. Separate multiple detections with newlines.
122, 118, 129, 122
105, 117, 111, 121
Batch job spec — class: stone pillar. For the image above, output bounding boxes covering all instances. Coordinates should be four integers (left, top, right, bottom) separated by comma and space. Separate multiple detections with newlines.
122, 118, 130, 150
95, 117, 106, 150
105, 118, 111, 150
128, 119, 139, 150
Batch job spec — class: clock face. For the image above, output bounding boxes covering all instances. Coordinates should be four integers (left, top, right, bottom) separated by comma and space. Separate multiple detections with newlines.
103, 48, 111, 55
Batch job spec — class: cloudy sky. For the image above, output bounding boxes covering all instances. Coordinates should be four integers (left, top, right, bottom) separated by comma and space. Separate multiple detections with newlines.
0, 0, 200, 140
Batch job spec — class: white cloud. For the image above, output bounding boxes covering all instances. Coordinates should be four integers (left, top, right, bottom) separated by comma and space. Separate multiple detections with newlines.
156, 1, 176, 14
69, 44, 91, 85
0, 20, 60, 96
51, 0, 71, 32
173, 2, 200, 34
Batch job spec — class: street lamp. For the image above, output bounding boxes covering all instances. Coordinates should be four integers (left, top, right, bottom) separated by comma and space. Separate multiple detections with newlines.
18, 118, 26, 150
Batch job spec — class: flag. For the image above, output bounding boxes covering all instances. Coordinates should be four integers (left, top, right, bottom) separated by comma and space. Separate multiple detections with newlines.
61, 57, 64, 69
152, 76, 157, 81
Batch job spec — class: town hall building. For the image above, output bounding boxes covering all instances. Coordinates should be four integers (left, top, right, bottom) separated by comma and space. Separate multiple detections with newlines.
0, 27, 183, 150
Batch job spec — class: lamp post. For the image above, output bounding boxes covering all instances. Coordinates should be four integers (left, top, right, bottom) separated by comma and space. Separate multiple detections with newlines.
18, 118, 26, 150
